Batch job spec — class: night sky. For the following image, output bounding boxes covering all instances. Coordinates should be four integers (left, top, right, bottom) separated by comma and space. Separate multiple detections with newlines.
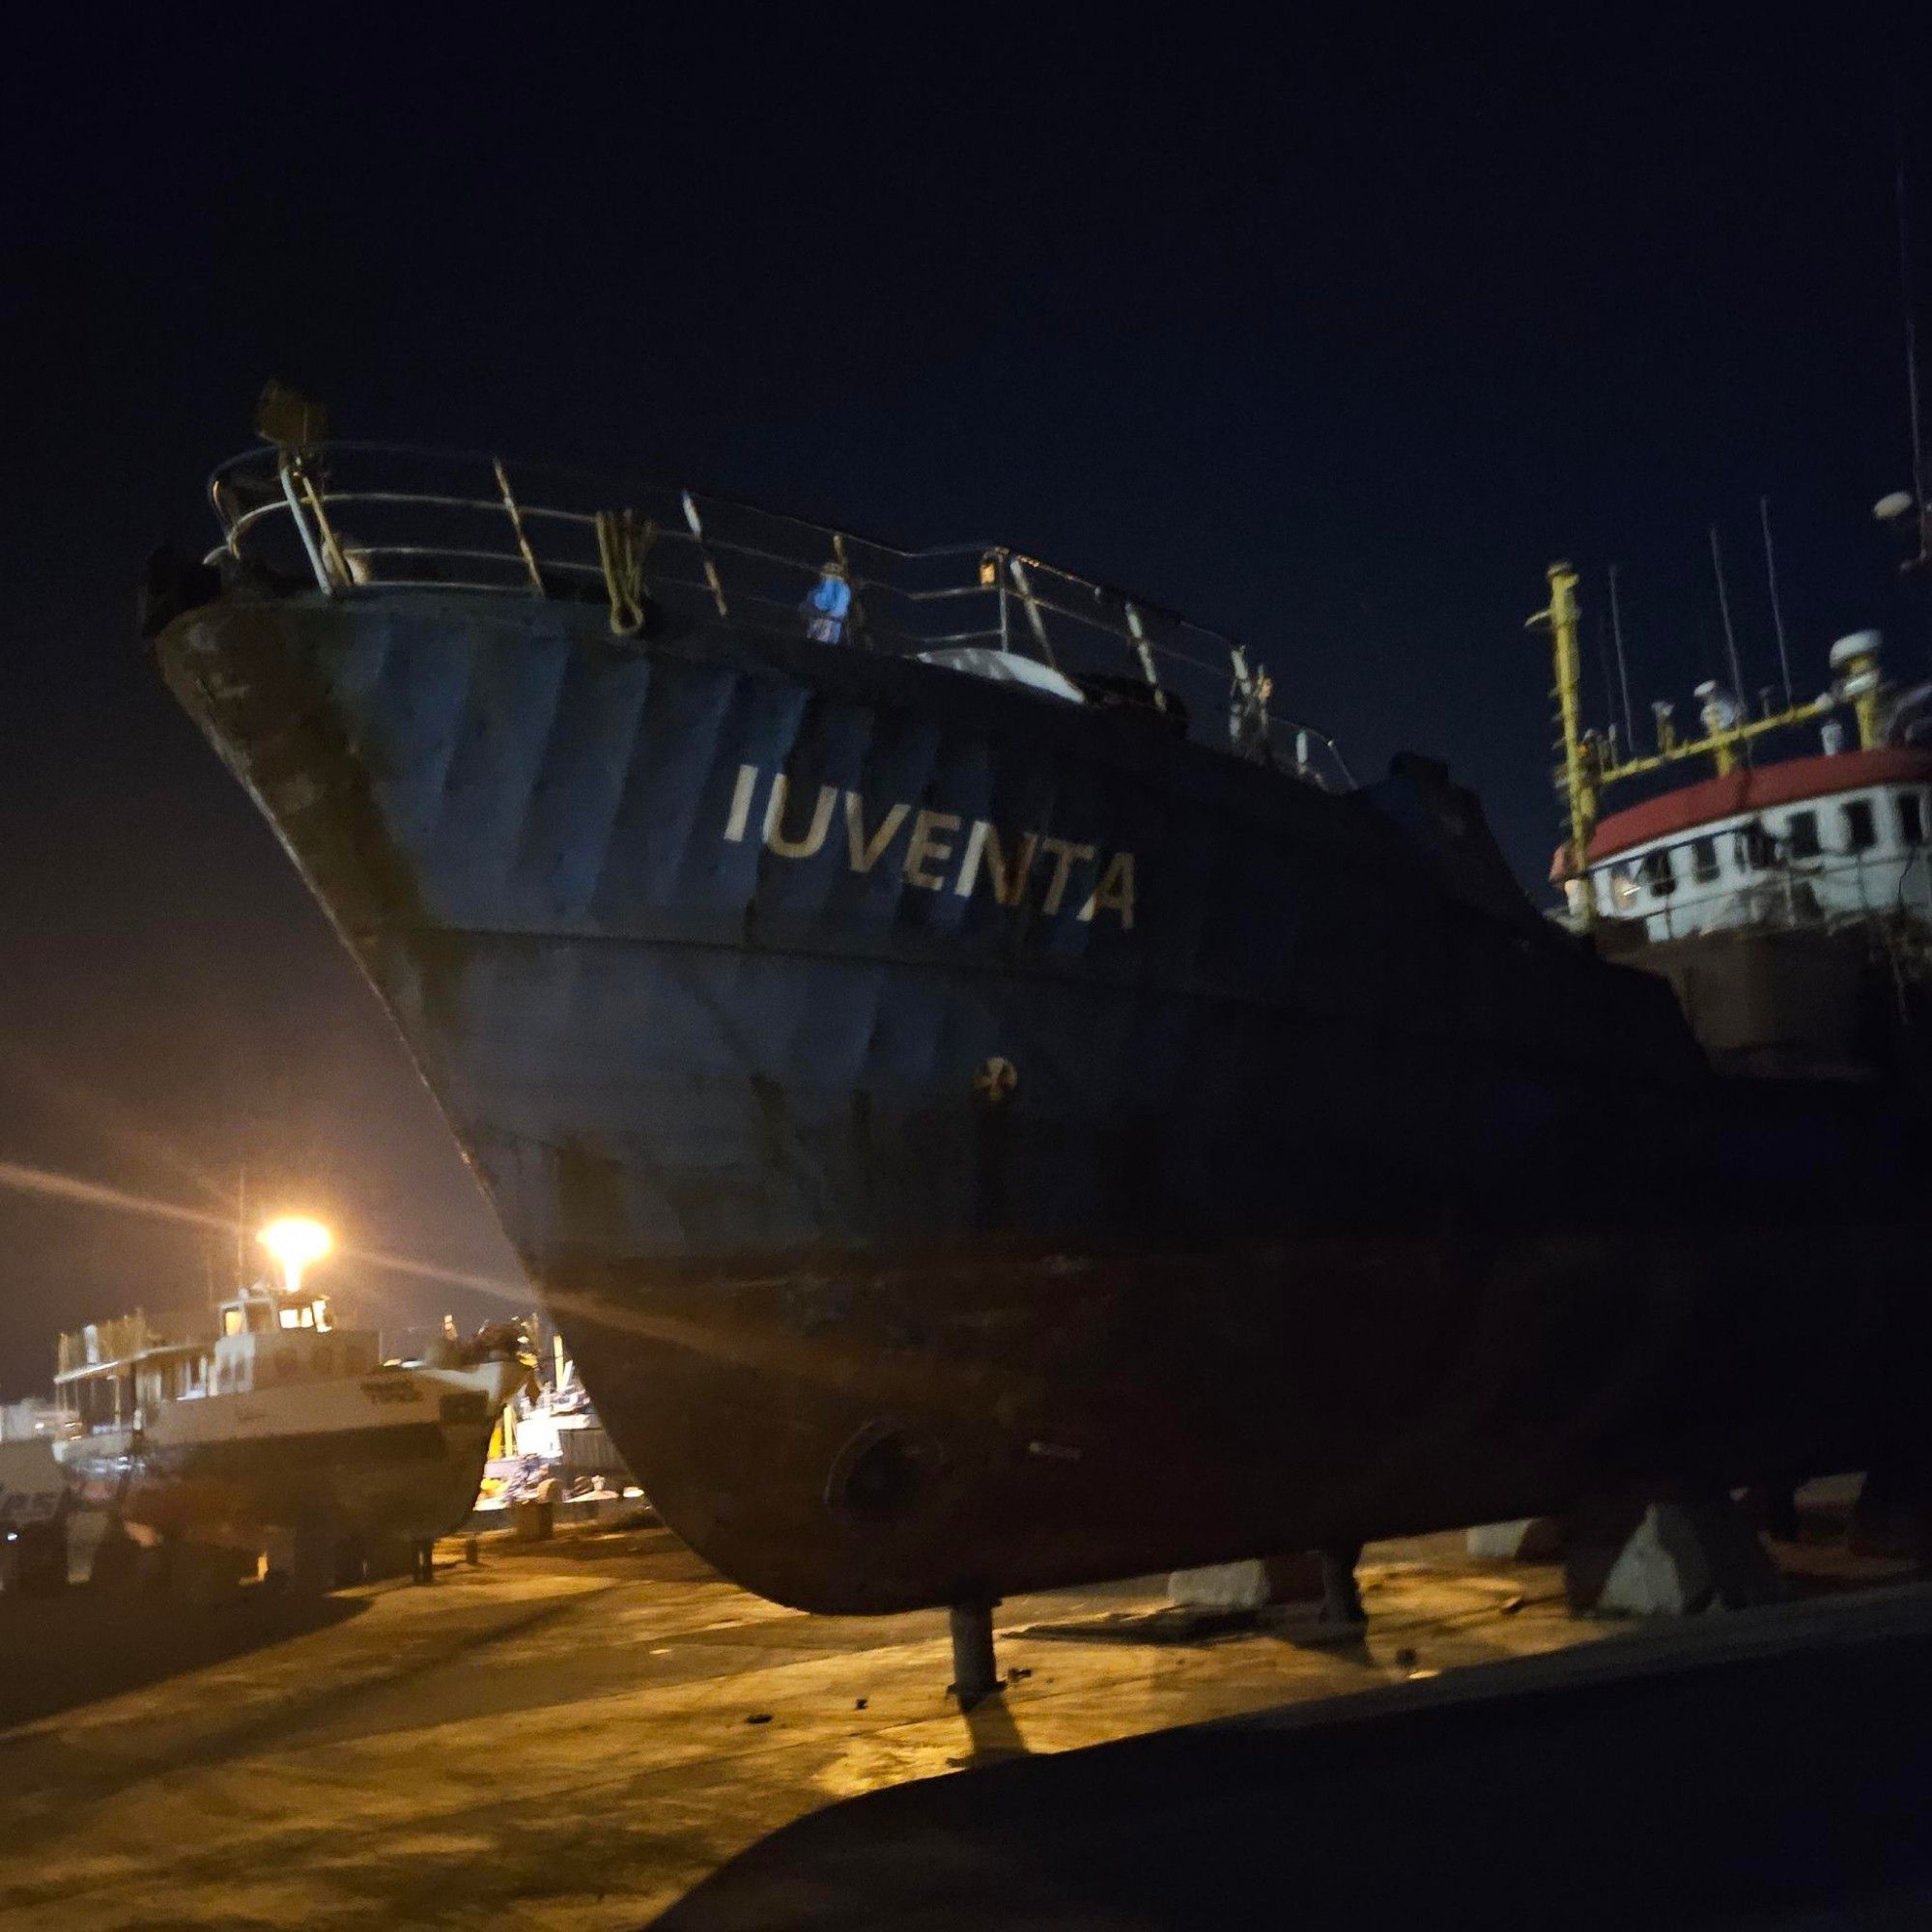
1, 16, 1926, 1392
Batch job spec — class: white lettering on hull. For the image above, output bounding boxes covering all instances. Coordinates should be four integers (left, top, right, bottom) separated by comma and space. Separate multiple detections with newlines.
724, 763, 1135, 927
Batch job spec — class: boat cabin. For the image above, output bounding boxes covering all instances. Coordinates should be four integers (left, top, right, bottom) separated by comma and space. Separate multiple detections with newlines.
206, 1283, 381, 1395
1572, 746, 1932, 941
55, 1285, 383, 1432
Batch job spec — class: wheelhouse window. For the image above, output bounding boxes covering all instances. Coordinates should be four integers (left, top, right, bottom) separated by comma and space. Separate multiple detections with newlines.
1736, 823, 1776, 871
1690, 837, 1719, 883
1603, 864, 1640, 911
1901, 791, 1927, 847
1786, 810, 1821, 860
1843, 798, 1876, 852
1640, 848, 1676, 896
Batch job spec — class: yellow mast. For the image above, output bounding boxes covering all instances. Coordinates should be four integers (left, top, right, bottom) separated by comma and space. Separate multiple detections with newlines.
1527, 562, 1597, 926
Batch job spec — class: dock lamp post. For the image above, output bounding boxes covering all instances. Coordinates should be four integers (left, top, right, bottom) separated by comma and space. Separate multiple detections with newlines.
259, 1215, 332, 1297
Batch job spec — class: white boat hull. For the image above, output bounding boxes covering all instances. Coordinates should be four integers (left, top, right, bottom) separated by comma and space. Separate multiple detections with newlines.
54, 1359, 526, 1559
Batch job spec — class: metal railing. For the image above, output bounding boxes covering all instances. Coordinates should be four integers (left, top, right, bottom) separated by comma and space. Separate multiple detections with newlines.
204, 443, 1351, 789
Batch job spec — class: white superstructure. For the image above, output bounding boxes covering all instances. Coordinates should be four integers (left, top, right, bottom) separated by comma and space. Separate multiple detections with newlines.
1577, 748, 1932, 942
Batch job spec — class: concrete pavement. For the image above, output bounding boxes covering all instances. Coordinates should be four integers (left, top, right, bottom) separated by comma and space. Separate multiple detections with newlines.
0, 1520, 1912, 1928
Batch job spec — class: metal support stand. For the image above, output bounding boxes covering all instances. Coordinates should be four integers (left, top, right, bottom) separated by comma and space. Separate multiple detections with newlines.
1747, 1483, 1801, 1544
1318, 1542, 1368, 1629
948, 1601, 1004, 1709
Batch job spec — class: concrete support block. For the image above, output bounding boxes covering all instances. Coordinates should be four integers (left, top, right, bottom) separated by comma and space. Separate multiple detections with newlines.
1566, 1491, 1782, 1616
1169, 1548, 1367, 1634
1465, 1518, 1563, 1562
1167, 1553, 1323, 1611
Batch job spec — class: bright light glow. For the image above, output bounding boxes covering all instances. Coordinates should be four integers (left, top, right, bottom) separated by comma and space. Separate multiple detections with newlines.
258, 1216, 332, 1296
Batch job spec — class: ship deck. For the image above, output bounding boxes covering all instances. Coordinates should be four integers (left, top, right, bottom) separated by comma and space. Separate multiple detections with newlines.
0, 1515, 1925, 1928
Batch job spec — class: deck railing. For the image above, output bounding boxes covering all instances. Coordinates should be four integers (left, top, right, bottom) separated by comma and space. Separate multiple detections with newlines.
204, 442, 1351, 790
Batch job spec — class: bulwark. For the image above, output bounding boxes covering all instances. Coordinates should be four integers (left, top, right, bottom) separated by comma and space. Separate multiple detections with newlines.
722, 762, 1137, 928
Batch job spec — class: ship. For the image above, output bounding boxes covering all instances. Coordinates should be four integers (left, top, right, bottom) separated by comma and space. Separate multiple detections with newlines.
1544, 594, 1932, 1089
53, 1272, 530, 1587
140, 422, 1932, 1616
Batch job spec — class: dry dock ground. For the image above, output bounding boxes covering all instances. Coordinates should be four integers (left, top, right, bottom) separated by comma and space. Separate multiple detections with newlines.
0, 1518, 1923, 1929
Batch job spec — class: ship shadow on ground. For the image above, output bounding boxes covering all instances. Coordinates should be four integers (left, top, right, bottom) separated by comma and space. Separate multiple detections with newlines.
649, 1618, 1932, 1931
0, 1582, 366, 1732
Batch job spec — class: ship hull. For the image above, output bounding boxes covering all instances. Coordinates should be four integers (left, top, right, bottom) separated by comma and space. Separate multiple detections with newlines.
156, 585, 1932, 1612
1598, 917, 1932, 1089
543, 1222, 1918, 1612
58, 1420, 496, 1553
56, 1364, 518, 1557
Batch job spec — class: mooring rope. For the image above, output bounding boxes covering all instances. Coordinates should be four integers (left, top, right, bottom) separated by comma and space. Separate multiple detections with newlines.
595, 509, 654, 636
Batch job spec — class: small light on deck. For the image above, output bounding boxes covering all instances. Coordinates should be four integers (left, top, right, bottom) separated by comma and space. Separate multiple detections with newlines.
259, 1215, 332, 1296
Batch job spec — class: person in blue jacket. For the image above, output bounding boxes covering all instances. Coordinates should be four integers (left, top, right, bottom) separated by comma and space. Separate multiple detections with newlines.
802, 560, 853, 643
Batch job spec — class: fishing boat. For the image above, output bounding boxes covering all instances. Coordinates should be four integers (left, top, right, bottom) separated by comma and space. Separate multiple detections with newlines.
1544, 579, 1932, 1087
53, 1271, 530, 1586
141, 417, 1932, 1616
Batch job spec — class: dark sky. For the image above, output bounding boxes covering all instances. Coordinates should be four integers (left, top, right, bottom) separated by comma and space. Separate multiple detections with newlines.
1, 15, 1927, 1391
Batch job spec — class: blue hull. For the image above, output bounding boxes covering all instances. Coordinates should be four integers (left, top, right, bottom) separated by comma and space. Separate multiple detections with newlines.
156, 586, 1931, 1610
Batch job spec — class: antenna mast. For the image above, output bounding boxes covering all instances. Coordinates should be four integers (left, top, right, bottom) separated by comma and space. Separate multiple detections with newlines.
1606, 563, 1636, 751
1758, 496, 1796, 709
1900, 126, 1929, 552
1592, 612, 1618, 753
1708, 524, 1749, 715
